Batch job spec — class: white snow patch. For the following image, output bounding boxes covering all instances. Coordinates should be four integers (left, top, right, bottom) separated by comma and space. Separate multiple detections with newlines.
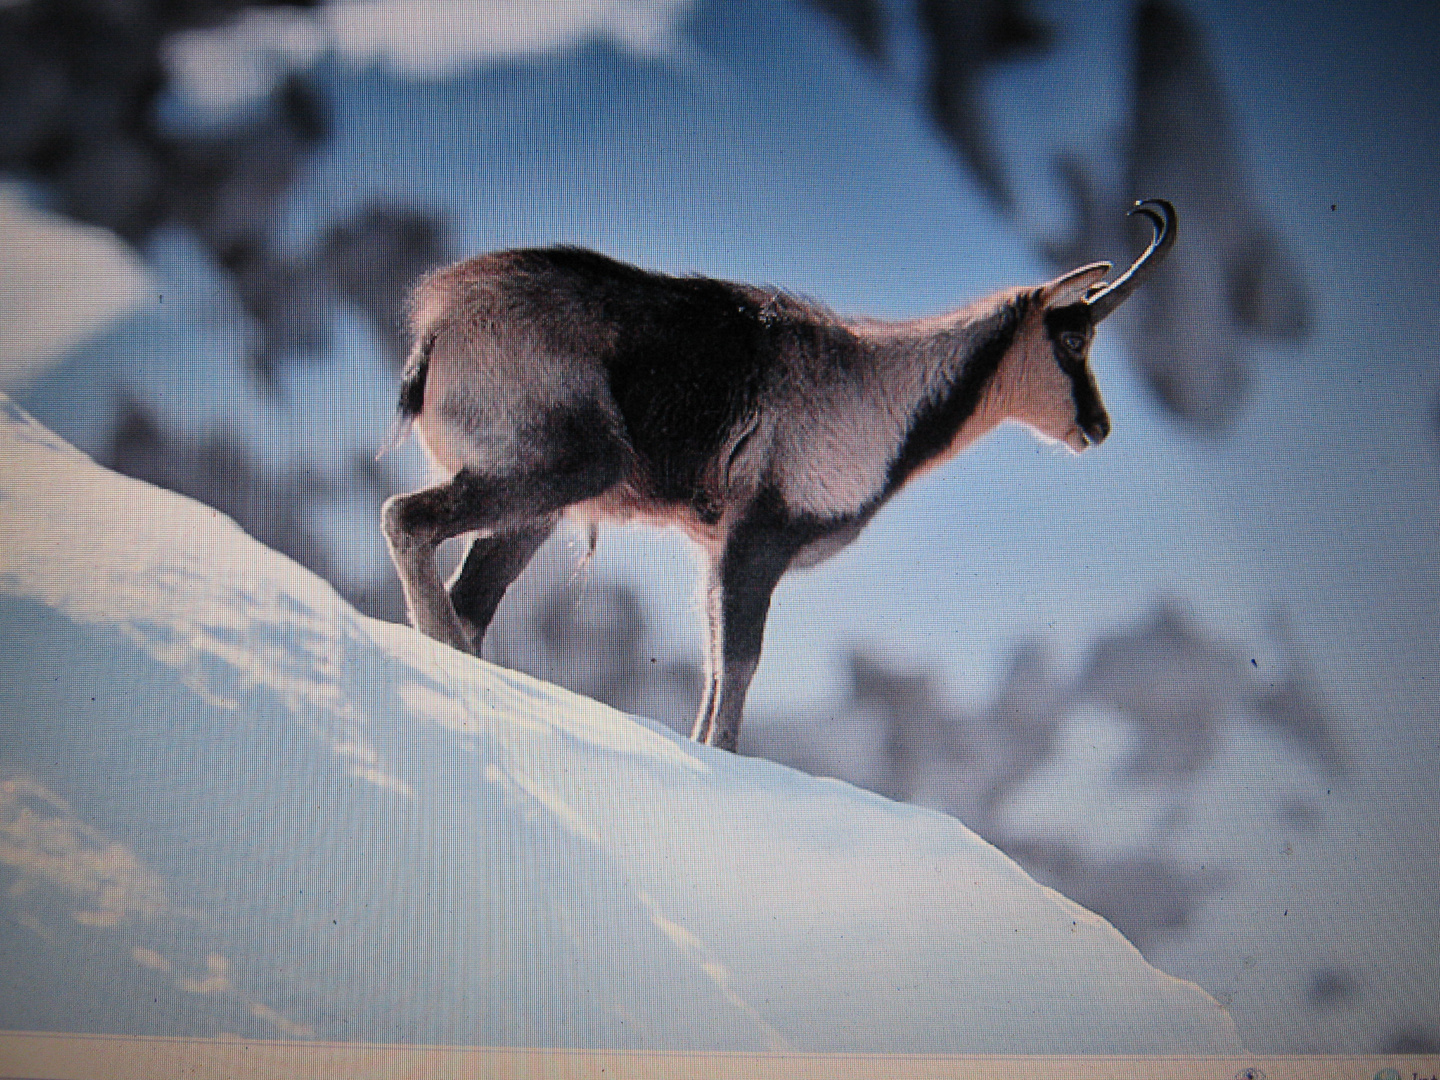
0, 396, 1239, 1053
326, 0, 694, 72
162, 0, 697, 125
0, 185, 155, 390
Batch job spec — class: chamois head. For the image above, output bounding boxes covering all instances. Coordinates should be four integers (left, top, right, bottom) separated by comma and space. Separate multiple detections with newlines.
1000, 199, 1176, 452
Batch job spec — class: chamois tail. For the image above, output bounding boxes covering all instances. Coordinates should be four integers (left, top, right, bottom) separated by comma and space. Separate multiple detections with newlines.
376, 331, 434, 459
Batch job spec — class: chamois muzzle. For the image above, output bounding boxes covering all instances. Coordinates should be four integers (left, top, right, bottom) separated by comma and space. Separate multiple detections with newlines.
1080, 412, 1111, 448
1084, 199, 1177, 322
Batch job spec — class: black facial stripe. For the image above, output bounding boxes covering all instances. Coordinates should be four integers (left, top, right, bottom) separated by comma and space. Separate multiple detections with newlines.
1043, 300, 1105, 430
1043, 302, 1094, 360
1065, 355, 1109, 437
1067, 364, 1096, 414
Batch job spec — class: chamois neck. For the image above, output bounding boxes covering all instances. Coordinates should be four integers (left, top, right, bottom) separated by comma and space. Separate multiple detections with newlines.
849, 289, 1026, 368
855, 290, 1030, 494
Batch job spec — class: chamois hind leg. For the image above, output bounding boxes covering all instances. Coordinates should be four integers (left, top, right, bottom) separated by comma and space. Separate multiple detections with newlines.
382, 471, 523, 654
383, 446, 626, 654
694, 506, 803, 751
447, 519, 556, 653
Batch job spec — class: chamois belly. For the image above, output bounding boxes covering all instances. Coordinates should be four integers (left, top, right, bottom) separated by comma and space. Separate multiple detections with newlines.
566, 482, 727, 549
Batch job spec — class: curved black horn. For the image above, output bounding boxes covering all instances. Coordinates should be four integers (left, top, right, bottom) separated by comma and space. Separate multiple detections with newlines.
1085, 199, 1176, 322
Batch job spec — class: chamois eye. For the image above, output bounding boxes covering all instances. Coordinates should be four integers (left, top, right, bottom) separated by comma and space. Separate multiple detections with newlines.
1059, 330, 1086, 354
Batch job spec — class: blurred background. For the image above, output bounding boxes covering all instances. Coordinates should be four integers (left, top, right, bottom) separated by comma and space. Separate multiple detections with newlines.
2, 0, 1438, 1054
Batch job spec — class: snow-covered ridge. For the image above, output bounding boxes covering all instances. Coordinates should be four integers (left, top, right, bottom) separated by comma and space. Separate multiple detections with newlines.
161, 0, 699, 127
0, 396, 1237, 1052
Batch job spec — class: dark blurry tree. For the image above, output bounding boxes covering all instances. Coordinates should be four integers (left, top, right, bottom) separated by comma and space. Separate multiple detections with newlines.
805, 0, 1051, 212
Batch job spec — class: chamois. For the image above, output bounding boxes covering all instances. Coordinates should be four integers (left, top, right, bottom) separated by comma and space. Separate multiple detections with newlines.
382, 199, 1176, 751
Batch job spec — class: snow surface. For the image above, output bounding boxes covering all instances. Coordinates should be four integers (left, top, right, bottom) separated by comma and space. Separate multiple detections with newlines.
160, 0, 698, 128
0, 397, 1239, 1052
0, 185, 155, 392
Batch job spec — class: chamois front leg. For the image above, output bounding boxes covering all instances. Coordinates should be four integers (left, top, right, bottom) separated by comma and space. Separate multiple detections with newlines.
694, 506, 803, 751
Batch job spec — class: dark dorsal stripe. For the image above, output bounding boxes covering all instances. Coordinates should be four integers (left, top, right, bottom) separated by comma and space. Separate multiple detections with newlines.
883, 295, 1026, 495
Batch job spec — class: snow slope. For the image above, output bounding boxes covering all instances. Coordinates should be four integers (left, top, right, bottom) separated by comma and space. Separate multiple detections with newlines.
0, 396, 1238, 1052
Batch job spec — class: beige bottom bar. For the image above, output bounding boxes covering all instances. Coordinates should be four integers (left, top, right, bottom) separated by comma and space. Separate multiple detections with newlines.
1, 1031, 1434, 1080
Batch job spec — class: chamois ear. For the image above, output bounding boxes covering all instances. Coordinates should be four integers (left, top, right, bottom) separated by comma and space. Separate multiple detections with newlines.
1037, 261, 1112, 309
